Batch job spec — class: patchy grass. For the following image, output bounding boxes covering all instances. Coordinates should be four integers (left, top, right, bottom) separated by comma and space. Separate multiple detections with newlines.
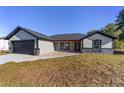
0, 54, 124, 87
0, 51, 8, 55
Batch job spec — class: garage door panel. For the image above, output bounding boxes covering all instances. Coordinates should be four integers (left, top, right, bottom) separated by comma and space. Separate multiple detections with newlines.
13, 40, 34, 55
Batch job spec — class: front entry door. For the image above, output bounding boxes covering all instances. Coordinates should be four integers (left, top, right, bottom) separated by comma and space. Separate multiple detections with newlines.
92, 40, 101, 52
75, 42, 80, 51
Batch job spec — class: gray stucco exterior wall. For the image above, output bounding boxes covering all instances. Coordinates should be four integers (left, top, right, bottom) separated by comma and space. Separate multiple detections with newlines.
81, 33, 114, 54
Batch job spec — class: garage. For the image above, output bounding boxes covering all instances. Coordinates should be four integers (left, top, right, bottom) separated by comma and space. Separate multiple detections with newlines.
5, 26, 54, 55
12, 40, 34, 55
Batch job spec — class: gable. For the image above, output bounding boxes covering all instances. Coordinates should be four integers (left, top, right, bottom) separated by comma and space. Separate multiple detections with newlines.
87, 33, 113, 41
9, 29, 36, 40
83, 33, 113, 48
5, 26, 52, 41
81, 31, 117, 40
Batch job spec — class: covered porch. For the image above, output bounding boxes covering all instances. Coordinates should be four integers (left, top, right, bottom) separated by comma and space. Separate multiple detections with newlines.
53, 40, 81, 52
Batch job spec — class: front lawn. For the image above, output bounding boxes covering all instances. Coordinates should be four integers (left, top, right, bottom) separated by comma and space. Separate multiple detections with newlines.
0, 54, 124, 87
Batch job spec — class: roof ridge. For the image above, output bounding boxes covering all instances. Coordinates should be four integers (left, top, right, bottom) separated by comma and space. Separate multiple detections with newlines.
50, 33, 84, 36
50, 33, 85, 40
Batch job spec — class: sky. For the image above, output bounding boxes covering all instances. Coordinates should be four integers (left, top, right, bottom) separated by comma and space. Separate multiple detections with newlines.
0, 6, 122, 37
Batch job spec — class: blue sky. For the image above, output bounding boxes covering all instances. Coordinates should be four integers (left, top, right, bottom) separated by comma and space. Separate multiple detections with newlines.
0, 6, 122, 37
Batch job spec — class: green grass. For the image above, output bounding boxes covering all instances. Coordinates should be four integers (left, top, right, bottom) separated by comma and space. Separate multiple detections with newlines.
0, 54, 124, 87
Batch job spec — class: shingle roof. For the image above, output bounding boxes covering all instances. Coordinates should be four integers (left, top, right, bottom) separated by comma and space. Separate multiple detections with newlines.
50, 33, 85, 40
5, 26, 52, 40
5, 27, 117, 41
21, 27, 52, 40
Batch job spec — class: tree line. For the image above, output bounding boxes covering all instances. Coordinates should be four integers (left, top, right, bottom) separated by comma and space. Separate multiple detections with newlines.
88, 8, 124, 50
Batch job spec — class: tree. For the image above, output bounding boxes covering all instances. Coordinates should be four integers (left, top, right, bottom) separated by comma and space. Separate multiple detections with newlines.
86, 9, 124, 50
116, 8, 124, 30
101, 23, 124, 50
114, 39, 120, 50
87, 30, 98, 35
102, 23, 121, 37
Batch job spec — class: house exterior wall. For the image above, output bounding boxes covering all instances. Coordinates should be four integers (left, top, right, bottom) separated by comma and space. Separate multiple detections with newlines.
38, 40, 54, 55
7, 29, 115, 55
81, 33, 113, 54
53, 41, 75, 52
8, 30, 37, 53
10, 30, 36, 40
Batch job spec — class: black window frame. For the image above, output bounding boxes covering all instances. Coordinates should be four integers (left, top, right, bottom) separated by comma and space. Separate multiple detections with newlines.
92, 40, 101, 52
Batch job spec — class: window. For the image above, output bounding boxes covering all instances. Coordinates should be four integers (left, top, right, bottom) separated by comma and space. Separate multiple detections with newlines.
60, 42, 70, 50
92, 40, 101, 52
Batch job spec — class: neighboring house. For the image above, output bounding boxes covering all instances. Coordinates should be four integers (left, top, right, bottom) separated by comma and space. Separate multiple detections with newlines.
5, 26, 117, 55
0, 37, 9, 51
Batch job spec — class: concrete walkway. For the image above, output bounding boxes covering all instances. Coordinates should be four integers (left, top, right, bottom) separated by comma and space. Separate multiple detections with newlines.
0, 52, 80, 64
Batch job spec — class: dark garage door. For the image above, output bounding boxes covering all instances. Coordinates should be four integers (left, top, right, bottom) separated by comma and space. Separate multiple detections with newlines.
13, 40, 34, 55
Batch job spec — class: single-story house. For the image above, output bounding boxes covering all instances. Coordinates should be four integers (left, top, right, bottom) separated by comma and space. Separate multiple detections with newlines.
0, 37, 9, 51
5, 26, 117, 55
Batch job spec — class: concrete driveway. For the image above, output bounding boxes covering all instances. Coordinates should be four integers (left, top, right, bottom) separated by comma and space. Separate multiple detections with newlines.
0, 52, 80, 64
